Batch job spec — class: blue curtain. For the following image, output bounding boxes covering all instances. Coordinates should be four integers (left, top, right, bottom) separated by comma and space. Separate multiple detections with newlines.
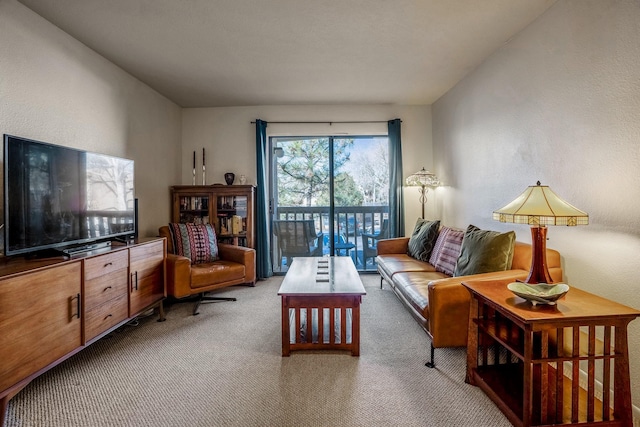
255, 119, 272, 279
388, 119, 405, 238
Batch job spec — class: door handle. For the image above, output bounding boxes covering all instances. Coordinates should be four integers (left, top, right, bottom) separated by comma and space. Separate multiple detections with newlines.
131, 271, 138, 291
70, 293, 81, 320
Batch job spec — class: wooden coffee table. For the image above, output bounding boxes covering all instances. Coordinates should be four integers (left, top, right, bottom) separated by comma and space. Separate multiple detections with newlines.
278, 257, 366, 356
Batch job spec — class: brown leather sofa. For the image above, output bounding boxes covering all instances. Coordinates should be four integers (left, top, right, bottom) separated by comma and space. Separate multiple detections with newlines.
159, 226, 256, 314
376, 237, 562, 367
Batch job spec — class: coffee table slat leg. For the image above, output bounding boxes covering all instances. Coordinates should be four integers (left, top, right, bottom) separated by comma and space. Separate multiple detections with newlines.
352, 298, 361, 356
281, 297, 290, 356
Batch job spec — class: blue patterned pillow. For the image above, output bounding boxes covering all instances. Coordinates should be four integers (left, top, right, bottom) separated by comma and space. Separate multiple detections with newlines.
168, 223, 219, 264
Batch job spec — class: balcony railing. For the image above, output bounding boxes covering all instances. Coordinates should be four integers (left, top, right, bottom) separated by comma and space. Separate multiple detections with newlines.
273, 205, 388, 272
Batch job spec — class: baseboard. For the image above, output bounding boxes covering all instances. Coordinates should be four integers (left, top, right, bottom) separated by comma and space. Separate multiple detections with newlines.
565, 361, 640, 426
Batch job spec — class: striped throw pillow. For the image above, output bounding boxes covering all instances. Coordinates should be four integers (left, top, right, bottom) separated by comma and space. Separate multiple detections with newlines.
168, 223, 219, 264
429, 226, 464, 276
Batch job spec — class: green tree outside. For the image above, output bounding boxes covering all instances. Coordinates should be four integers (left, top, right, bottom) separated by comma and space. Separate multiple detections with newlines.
277, 138, 362, 206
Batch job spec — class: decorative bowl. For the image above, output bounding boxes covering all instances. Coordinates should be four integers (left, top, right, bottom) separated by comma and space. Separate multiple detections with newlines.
507, 282, 570, 305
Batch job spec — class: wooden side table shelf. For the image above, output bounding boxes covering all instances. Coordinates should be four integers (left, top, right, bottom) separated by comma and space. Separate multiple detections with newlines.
463, 279, 640, 427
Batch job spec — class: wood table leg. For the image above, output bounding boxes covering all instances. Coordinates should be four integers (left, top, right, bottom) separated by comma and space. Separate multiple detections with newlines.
157, 300, 166, 322
465, 296, 479, 384
1, 395, 8, 427
351, 298, 361, 356
614, 323, 634, 426
281, 296, 290, 357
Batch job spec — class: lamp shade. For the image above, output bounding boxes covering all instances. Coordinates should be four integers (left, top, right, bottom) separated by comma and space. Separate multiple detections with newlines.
405, 168, 440, 219
493, 181, 588, 285
493, 181, 588, 226
405, 168, 440, 187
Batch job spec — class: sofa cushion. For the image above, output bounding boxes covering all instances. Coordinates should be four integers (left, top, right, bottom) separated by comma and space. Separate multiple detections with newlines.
454, 225, 516, 277
376, 253, 436, 280
168, 223, 219, 264
407, 219, 441, 262
393, 271, 448, 321
429, 226, 465, 276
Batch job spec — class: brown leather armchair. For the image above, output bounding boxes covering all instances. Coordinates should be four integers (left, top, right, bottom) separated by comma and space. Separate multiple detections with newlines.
159, 226, 256, 315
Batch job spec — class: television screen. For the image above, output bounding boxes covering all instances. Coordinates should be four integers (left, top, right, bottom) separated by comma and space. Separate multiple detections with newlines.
4, 135, 135, 256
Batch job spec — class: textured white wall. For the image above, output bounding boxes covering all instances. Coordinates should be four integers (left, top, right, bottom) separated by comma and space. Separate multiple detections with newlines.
181, 104, 432, 230
0, 0, 181, 240
433, 0, 640, 407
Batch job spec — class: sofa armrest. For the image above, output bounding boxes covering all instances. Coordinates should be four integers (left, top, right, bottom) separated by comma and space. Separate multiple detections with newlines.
427, 269, 530, 348
218, 243, 256, 284
165, 253, 193, 299
376, 237, 409, 255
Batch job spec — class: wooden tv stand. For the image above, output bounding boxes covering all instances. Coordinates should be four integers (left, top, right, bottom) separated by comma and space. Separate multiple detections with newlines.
463, 279, 640, 427
0, 237, 166, 427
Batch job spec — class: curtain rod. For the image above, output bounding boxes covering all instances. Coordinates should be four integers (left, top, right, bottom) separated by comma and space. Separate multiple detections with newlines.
250, 120, 399, 125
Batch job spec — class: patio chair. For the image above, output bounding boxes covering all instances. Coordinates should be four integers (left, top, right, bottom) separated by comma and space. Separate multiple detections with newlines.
361, 219, 389, 267
273, 219, 324, 268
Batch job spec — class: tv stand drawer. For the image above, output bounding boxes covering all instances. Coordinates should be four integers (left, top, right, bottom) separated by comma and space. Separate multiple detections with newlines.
84, 293, 128, 342
84, 268, 128, 309
84, 250, 129, 281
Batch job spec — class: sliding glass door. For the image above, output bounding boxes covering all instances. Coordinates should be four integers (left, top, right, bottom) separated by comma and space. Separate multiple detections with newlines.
270, 136, 389, 273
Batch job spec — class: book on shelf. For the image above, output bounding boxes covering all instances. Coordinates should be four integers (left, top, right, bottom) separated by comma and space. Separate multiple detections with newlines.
231, 215, 242, 235
180, 196, 208, 211
217, 195, 247, 210
217, 214, 245, 235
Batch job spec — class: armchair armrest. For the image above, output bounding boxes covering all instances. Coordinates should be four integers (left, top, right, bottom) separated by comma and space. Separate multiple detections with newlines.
218, 243, 256, 284
165, 253, 193, 299
376, 237, 409, 255
362, 231, 385, 246
316, 231, 324, 254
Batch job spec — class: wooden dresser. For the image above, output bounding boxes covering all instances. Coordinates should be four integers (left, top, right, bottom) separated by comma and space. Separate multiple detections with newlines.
0, 238, 166, 427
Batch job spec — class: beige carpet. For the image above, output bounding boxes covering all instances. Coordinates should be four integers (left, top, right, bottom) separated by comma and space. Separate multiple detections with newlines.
5, 274, 510, 426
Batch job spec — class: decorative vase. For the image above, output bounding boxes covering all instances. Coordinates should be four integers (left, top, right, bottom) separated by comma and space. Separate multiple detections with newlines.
224, 173, 235, 185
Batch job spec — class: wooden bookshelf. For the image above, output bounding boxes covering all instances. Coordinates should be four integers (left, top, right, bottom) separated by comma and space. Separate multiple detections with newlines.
170, 185, 255, 248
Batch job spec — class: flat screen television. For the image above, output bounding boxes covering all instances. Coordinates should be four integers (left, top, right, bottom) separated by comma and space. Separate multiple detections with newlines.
3, 134, 135, 256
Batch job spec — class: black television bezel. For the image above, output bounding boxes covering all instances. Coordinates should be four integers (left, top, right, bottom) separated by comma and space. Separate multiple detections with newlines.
3, 134, 136, 256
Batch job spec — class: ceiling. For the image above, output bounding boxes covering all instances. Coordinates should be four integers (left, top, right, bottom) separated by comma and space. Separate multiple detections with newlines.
18, 0, 556, 108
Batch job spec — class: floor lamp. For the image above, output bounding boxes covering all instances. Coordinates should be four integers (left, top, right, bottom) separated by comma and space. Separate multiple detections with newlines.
405, 168, 440, 219
493, 181, 588, 284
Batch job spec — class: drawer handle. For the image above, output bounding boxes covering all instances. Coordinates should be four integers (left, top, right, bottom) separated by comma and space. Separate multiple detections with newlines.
104, 262, 113, 267
103, 286, 112, 292
104, 314, 113, 320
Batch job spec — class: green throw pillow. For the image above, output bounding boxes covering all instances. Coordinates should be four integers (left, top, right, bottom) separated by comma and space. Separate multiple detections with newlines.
453, 225, 516, 277
407, 218, 441, 262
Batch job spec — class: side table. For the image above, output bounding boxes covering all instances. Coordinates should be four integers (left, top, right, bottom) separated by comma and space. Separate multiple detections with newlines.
463, 279, 639, 427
